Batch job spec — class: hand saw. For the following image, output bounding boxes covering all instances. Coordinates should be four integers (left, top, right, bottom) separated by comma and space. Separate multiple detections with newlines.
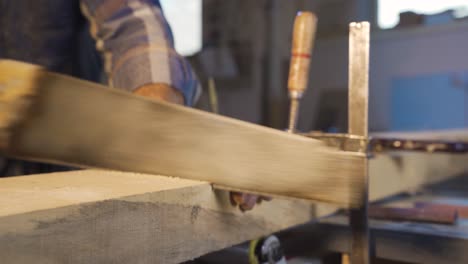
0, 59, 365, 207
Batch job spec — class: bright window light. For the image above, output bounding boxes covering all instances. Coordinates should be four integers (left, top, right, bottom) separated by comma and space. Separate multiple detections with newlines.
160, 0, 202, 56
379, 0, 468, 29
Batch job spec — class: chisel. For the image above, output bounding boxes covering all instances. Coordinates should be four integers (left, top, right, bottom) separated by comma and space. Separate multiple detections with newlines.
287, 12, 317, 133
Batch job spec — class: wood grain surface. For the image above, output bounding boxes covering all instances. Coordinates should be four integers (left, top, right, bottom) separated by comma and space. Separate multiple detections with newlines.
0, 59, 365, 206
0, 170, 315, 264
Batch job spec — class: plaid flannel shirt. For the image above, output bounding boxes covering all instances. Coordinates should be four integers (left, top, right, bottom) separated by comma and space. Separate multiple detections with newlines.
0, 0, 201, 177
0, 0, 200, 105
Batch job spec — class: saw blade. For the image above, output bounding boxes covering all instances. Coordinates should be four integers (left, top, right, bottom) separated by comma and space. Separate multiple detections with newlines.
0, 60, 365, 207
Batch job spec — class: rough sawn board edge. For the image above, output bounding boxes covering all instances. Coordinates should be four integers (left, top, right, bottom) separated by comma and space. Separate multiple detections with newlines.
0, 170, 316, 264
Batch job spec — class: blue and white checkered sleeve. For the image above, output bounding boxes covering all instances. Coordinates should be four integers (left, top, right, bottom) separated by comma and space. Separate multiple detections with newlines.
80, 0, 201, 106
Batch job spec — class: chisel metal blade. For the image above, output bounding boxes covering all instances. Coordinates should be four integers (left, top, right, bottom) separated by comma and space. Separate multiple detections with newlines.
0, 60, 365, 207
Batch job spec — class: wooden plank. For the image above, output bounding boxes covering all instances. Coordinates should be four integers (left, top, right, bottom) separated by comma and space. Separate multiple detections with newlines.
414, 202, 468, 218
368, 205, 458, 225
0, 170, 315, 264
0, 59, 365, 206
370, 129, 468, 199
369, 152, 468, 201
368, 129, 468, 201
312, 150, 468, 217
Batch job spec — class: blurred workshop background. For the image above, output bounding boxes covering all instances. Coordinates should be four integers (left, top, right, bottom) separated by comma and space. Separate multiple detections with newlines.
161, 0, 468, 133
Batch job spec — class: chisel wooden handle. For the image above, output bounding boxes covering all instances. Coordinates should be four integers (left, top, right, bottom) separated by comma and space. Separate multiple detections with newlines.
287, 12, 317, 132
287, 12, 317, 99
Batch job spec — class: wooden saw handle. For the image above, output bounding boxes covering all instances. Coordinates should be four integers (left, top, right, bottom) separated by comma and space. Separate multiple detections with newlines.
287, 12, 317, 99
